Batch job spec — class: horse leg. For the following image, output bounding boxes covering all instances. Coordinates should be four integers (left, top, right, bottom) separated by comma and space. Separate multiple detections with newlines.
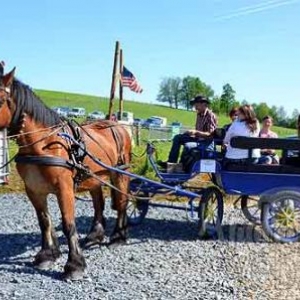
84, 187, 106, 248
109, 173, 130, 244
57, 188, 86, 280
25, 189, 61, 269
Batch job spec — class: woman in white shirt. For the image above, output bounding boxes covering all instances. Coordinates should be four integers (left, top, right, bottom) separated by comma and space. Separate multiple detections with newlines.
223, 105, 260, 165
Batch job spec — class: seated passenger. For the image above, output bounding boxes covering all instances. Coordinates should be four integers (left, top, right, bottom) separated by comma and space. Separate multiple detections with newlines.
223, 105, 260, 166
223, 107, 239, 132
158, 95, 217, 168
258, 116, 279, 164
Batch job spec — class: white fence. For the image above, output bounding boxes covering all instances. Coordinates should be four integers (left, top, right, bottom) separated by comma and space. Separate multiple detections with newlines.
0, 129, 9, 184
129, 125, 192, 145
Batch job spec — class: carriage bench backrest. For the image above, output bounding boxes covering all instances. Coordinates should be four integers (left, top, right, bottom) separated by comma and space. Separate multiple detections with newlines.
230, 136, 300, 164
213, 128, 226, 146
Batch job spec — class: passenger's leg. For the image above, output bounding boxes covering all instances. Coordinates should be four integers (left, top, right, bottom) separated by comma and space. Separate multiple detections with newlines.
258, 155, 272, 164
168, 134, 195, 163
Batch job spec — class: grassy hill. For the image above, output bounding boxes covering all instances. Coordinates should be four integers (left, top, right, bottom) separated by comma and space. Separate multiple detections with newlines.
36, 89, 229, 127
36, 89, 297, 137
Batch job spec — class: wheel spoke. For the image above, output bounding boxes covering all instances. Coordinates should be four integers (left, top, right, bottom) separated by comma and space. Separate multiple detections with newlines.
241, 195, 262, 225
199, 187, 224, 238
127, 192, 149, 226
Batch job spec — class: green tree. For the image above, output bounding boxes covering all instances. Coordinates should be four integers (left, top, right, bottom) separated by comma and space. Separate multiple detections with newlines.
292, 109, 300, 120
157, 77, 182, 108
180, 76, 214, 110
211, 96, 221, 114
220, 83, 236, 114
269, 105, 279, 124
255, 102, 271, 121
276, 106, 288, 127
241, 99, 249, 106
290, 109, 300, 129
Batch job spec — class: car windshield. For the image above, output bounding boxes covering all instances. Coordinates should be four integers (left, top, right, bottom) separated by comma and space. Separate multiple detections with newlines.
149, 119, 160, 124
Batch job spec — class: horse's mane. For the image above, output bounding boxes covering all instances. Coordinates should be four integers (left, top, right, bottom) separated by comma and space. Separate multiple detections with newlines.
12, 79, 62, 127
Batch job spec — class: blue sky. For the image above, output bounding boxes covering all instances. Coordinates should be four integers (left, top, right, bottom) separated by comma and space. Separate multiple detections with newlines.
2, 0, 300, 116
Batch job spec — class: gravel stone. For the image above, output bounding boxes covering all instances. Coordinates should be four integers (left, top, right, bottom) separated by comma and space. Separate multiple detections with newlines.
0, 193, 300, 299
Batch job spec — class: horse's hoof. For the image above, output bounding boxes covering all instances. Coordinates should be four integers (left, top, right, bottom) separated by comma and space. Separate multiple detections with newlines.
83, 226, 105, 249
82, 238, 101, 249
109, 235, 127, 246
83, 234, 104, 249
33, 248, 61, 270
34, 260, 55, 270
62, 270, 85, 281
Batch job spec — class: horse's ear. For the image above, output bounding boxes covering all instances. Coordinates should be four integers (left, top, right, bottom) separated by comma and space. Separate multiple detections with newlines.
2, 67, 16, 87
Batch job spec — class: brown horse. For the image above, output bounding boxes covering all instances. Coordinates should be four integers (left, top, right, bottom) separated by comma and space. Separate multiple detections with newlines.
0, 68, 132, 280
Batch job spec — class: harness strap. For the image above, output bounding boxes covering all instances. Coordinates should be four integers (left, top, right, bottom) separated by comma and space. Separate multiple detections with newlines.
65, 120, 86, 162
15, 155, 73, 170
110, 126, 125, 165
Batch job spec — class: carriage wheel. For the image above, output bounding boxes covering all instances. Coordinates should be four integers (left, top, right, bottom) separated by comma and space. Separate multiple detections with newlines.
198, 186, 224, 239
262, 191, 300, 243
127, 191, 149, 226
241, 195, 262, 225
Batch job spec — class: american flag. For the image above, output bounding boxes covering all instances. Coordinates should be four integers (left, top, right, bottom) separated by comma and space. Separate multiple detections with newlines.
121, 66, 143, 93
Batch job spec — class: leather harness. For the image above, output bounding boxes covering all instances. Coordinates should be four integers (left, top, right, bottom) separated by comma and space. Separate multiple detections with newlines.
14, 121, 127, 189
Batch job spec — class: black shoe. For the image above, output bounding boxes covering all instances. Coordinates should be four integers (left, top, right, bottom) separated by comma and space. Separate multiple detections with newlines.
157, 160, 168, 169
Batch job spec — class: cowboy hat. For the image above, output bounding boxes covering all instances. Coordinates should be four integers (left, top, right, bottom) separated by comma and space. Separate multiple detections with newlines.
189, 95, 210, 105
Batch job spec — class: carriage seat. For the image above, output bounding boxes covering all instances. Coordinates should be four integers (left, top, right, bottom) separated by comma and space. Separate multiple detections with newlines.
225, 136, 300, 174
225, 163, 300, 174
213, 128, 226, 145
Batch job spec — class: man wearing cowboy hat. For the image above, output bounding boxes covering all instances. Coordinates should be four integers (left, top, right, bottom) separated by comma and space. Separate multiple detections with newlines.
159, 95, 218, 167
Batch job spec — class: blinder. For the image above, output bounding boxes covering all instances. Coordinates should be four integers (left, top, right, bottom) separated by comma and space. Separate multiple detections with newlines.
0, 86, 11, 107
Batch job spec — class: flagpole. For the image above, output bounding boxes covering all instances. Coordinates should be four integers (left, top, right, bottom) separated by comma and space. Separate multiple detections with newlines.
108, 41, 120, 119
119, 48, 124, 119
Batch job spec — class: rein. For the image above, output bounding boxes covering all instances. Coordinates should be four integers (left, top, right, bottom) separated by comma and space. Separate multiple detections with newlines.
10, 124, 65, 148
0, 153, 17, 170
8, 124, 64, 141
131, 147, 147, 158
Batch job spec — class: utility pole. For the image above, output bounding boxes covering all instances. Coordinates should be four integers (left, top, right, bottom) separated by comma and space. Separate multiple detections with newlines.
119, 48, 124, 119
108, 41, 120, 119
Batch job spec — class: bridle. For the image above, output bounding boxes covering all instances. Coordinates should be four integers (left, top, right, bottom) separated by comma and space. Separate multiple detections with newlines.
0, 85, 11, 107
0, 83, 33, 136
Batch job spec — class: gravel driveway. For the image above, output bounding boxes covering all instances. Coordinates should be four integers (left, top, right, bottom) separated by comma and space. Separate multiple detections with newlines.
0, 193, 299, 300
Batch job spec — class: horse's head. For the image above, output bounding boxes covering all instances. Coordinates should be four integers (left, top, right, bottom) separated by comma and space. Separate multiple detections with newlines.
0, 68, 15, 129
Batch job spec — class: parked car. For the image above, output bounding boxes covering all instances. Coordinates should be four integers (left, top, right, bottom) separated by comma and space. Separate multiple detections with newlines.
52, 106, 69, 118
117, 111, 134, 125
68, 107, 86, 118
87, 110, 105, 121
149, 116, 167, 127
171, 121, 182, 128
133, 118, 144, 126
144, 117, 163, 128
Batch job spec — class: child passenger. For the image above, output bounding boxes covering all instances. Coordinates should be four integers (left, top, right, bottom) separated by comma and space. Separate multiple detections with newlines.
258, 116, 279, 164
